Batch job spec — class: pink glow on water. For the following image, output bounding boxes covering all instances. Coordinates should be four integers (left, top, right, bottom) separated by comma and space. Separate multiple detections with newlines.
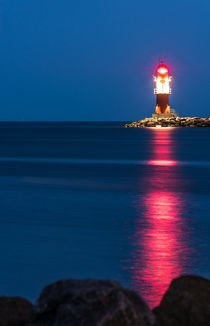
147, 159, 177, 166
131, 129, 190, 307
133, 190, 186, 307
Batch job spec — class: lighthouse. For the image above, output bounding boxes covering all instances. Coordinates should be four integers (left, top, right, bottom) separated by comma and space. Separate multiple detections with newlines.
153, 63, 175, 117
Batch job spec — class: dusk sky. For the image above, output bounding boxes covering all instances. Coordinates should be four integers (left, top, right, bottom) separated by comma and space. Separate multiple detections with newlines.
0, 0, 210, 121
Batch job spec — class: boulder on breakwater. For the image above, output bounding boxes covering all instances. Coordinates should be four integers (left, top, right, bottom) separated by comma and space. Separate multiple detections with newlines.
31, 279, 155, 326
0, 296, 32, 326
123, 117, 210, 128
1, 275, 210, 325
154, 275, 210, 326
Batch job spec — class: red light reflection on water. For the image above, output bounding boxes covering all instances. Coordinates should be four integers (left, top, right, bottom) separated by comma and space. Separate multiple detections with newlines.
147, 159, 177, 166
132, 129, 189, 307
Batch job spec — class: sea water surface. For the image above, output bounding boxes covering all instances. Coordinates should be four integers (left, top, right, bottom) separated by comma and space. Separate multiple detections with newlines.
0, 122, 210, 307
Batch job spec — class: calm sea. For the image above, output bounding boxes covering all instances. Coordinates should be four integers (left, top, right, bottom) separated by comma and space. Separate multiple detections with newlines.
0, 122, 210, 307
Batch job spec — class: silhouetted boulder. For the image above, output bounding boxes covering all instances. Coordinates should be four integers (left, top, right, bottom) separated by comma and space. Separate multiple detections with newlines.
154, 275, 210, 326
32, 279, 155, 326
0, 296, 32, 326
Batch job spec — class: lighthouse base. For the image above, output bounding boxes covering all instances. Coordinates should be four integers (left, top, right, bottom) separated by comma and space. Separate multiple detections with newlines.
152, 113, 178, 120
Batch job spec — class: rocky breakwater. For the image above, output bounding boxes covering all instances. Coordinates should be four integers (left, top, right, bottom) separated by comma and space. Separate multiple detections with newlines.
1, 275, 210, 325
123, 117, 210, 128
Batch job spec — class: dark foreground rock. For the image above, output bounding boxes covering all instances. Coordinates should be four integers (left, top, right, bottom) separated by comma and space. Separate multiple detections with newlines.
0, 296, 32, 326
154, 275, 210, 326
32, 279, 155, 326
123, 116, 210, 128
1, 275, 210, 326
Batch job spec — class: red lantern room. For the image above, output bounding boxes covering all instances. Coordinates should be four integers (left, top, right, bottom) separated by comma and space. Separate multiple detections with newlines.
157, 64, 169, 76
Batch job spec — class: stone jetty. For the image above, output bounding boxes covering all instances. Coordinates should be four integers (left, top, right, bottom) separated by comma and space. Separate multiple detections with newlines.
123, 116, 210, 128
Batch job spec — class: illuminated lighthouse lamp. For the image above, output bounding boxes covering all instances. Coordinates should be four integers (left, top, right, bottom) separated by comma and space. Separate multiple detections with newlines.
154, 63, 172, 115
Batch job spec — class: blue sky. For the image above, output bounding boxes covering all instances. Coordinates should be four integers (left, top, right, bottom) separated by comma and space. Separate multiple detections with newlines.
0, 0, 210, 120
